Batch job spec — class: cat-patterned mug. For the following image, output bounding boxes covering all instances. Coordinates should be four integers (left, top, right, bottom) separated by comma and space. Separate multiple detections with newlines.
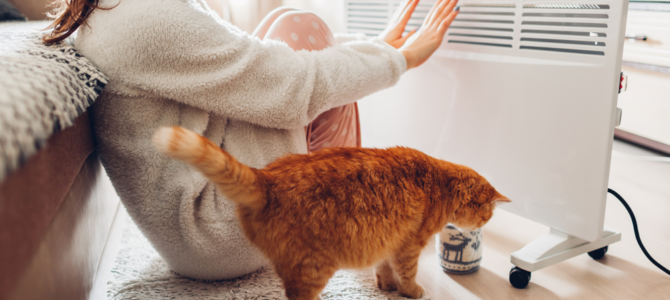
436, 224, 483, 274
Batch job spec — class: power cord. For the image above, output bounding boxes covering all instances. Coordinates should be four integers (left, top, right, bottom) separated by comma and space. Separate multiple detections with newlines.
608, 188, 670, 276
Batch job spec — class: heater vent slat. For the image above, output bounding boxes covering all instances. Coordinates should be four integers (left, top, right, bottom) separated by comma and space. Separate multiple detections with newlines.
449, 40, 513, 48
459, 11, 516, 16
347, 2, 387, 5
455, 18, 515, 24
519, 45, 605, 55
522, 4, 610, 9
520, 37, 606, 47
348, 14, 387, 19
450, 26, 514, 32
461, 4, 516, 8
520, 29, 607, 37
450, 33, 513, 40
521, 21, 608, 28
522, 13, 608, 19
347, 8, 389, 13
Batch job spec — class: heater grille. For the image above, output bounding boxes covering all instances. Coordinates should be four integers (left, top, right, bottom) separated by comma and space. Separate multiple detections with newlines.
447, 3, 516, 49
345, 1, 435, 36
344, 1, 614, 57
519, 3, 610, 56
345, 2, 392, 36
344, 1, 519, 49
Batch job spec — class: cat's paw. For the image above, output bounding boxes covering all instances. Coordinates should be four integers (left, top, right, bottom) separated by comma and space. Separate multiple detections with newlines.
399, 283, 425, 299
375, 270, 398, 291
376, 277, 398, 291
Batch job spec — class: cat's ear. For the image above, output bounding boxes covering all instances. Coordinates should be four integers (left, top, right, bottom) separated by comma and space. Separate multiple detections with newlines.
493, 190, 511, 204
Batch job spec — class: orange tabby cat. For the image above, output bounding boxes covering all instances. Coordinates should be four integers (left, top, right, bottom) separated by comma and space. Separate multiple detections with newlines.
153, 126, 510, 300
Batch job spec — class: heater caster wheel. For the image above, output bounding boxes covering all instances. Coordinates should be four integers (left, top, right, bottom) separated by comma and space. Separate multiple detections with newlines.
588, 246, 609, 260
509, 266, 531, 289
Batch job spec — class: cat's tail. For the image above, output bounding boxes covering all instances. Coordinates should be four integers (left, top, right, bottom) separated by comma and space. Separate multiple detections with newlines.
152, 126, 265, 210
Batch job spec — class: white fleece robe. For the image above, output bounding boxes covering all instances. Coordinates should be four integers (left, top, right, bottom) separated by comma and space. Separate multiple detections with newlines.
75, 0, 407, 280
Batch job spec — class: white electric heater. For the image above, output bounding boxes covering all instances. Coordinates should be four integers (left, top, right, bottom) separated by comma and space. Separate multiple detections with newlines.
345, 0, 629, 286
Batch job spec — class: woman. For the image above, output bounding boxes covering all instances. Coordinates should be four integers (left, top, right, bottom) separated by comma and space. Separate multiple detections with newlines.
44, 0, 458, 280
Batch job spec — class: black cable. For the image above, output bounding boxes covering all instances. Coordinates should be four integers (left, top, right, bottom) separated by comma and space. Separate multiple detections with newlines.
608, 188, 670, 276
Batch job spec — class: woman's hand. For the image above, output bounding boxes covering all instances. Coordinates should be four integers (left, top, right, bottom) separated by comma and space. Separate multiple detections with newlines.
379, 0, 420, 49
400, 0, 459, 70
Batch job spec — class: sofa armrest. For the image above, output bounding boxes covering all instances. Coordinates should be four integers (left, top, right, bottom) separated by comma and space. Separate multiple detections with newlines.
7, 0, 50, 20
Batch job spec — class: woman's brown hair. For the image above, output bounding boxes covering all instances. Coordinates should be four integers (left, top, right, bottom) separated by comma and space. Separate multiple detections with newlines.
43, 0, 116, 44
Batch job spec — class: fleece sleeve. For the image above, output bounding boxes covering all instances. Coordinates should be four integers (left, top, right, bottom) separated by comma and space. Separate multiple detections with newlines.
96, 3, 406, 130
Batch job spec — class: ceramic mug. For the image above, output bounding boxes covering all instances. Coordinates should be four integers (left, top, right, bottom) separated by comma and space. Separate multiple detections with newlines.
436, 224, 483, 274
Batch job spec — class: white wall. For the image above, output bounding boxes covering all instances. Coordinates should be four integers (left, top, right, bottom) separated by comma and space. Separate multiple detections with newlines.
207, 0, 283, 33
282, 0, 346, 33
208, 0, 348, 34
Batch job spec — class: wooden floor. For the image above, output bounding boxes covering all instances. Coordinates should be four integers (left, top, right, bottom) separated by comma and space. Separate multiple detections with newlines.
416, 140, 670, 300
90, 140, 670, 300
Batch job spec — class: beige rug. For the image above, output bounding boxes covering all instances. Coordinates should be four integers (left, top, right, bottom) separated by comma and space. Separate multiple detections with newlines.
107, 216, 431, 300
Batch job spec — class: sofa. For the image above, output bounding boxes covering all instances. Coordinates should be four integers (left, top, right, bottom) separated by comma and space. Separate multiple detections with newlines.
0, 15, 120, 300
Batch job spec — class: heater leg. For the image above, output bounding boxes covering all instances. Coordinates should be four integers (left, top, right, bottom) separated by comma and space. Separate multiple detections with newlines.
508, 227, 621, 288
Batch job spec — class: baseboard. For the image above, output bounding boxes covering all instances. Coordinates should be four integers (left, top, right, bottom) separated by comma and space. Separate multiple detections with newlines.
614, 129, 670, 156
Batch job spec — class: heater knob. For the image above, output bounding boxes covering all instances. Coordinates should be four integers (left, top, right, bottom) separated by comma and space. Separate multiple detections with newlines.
619, 72, 628, 94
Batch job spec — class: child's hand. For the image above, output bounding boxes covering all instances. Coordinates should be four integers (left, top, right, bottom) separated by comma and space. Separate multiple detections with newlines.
379, 0, 420, 49
400, 0, 459, 69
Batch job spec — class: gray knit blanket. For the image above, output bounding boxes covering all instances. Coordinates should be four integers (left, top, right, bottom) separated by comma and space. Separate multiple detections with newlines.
0, 21, 108, 182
